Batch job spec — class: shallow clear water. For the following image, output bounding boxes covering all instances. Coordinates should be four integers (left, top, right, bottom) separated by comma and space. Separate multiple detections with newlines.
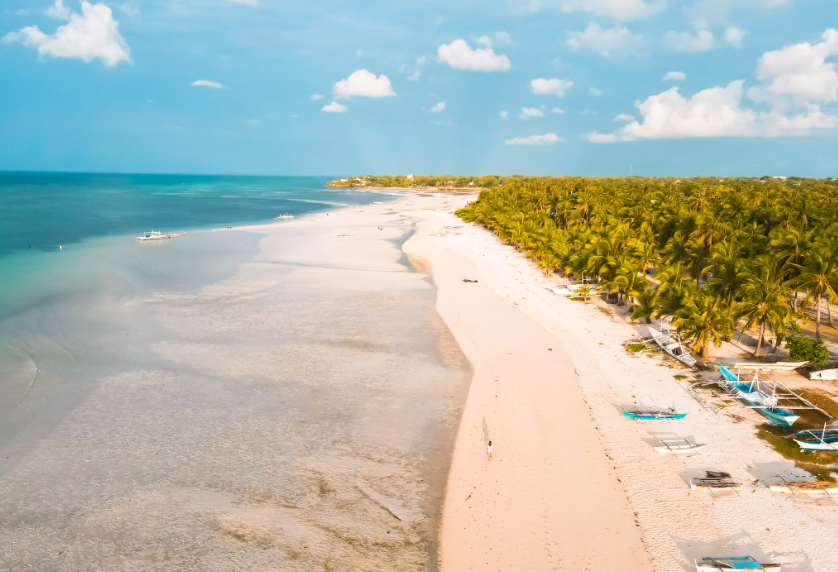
0, 174, 469, 571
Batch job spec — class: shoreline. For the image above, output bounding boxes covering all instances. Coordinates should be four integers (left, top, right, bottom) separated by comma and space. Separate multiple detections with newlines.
403, 194, 650, 571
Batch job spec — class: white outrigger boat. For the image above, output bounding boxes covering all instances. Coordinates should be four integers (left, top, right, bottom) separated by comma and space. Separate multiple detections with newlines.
793, 423, 838, 451
649, 326, 697, 367
769, 480, 838, 496
137, 230, 186, 242
694, 555, 781, 571
275, 213, 295, 220
653, 438, 706, 456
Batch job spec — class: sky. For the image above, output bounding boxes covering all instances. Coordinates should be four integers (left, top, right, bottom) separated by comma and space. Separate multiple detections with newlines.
1, 0, 837, 177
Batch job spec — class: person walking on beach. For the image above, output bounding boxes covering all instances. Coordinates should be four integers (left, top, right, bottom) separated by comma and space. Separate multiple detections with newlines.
486, 440, 493, 461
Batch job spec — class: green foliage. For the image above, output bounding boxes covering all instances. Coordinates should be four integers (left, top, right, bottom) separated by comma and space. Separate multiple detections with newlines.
786, 334, 830, 364
446, 175, 838, 358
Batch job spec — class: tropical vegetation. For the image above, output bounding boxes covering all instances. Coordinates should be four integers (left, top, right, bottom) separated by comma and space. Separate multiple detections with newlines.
449, 176, 838, 359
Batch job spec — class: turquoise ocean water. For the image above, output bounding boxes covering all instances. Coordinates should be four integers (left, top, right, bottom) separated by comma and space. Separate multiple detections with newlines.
0, 172, 390, 445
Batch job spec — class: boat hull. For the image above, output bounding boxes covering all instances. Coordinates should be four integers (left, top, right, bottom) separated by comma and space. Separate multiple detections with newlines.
793, 438, 838, 451
622, 411, 687, 421
695, 557, 781, 571
769, 482, 838, 495
729, 382, 799, 427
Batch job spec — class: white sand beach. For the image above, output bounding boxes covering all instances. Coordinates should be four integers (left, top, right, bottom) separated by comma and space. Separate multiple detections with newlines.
398, 191, 838, 572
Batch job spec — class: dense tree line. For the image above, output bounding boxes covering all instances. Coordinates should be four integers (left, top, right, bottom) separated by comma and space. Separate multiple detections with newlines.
456, 176, 838, 358
329, 175, 505, 188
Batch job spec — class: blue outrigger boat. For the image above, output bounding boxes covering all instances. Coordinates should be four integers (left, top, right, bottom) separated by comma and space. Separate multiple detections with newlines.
622, 409, 687, 421
695, 555, 781, 571
719, 366, 800, 427
793, 423, 838, 451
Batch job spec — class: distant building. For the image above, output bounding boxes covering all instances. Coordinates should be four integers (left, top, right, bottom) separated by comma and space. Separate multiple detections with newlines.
406, 174, 414, 182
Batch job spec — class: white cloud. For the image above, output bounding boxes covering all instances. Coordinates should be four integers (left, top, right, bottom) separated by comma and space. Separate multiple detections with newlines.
408, 70, 421, 81
334, 69, 395, 98
191, 79, 226, 89
505, 133, 562, 146
749, 29, 838, 106
664, 29, 714, 52
477, 31, 513, 47
4, 1, 131, 67
322, 101, 347, 113
550, 107, 565, 115
567, 21, 643, 58
520, 106, 545, 119
590, 87, 603, 96
530, 77, 574, 97
46, 0, 70, 19
527, 0, 663, 21
589, 80, 838, 142
429, 101, 446, 113
662, 70, 686, 81
437, 39, 511, 72
310, 93, 324, 101
724, 27, 749, 47
614, 112, 636, 121
499, 110, 509, 118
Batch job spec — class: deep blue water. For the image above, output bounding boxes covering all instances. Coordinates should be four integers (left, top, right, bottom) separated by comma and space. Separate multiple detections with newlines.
0, 172, 378, 255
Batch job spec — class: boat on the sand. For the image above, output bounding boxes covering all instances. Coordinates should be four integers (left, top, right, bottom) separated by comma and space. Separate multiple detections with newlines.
653, 438, 705, 455
690, 471, 743, 492
649, 326, 697, 367
769, 480, 838, 495
719, 366, 800, 427
694, 555, 781, 571
622, 409, 687, 421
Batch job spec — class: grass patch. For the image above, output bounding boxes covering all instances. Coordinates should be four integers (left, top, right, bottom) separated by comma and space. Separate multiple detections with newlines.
674, 374, 688, 380
625, 342, 647, 354
756, 425, 838, 482
798, 389, 838, 420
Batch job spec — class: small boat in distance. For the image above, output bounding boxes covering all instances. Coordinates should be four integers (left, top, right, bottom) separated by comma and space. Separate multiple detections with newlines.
622, 409, 687, 421
137, 230, 187, 241
653, 438, 706, 456
694, 555, 781, 571
649, 326, 697, 367
275, 213, 295, 220
769, 480, 838, 496
793, 423, 838, 451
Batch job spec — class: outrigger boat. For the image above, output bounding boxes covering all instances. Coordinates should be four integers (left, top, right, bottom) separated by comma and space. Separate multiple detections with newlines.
769, 480, 838, 496
793, 423, 838, 451
719, 366, 800, 427
690, 471, 743, 492
137, 230, 187, 242
694, 555, 781, 571
622, 409, 687, 421
275, 213, 295, 220
653, 438, 706, 456
649, 326, 697, 367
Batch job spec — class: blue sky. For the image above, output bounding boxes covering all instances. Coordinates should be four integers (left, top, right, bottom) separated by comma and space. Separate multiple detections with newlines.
1, 0, 837, 176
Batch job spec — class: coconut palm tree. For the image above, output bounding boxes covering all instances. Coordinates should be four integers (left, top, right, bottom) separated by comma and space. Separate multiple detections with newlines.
734, 264, 791, 356
794, 246, 838, 340
672, 291, 734, 358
